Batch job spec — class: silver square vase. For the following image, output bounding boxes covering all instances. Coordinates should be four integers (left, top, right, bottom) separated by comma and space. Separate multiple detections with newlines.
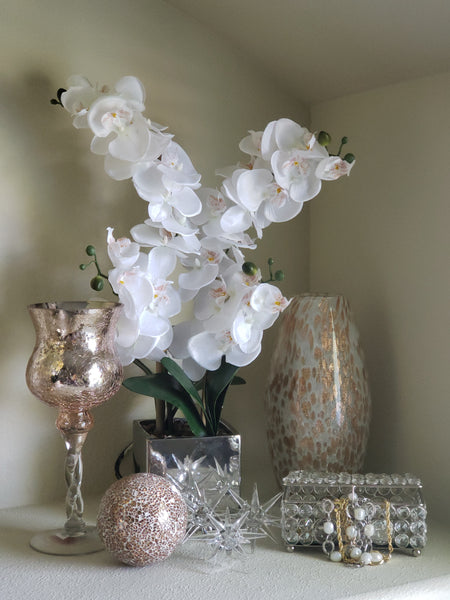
133, 419, 241, 494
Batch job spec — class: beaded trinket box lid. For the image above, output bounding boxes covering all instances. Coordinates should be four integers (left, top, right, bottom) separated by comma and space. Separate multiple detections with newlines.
281, 471, 427, 566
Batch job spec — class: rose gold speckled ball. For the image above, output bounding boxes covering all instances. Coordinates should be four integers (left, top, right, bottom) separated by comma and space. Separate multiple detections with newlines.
97, 473, 187, 566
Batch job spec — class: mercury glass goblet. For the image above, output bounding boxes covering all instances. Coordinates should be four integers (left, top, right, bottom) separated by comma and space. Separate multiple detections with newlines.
26, 301, 123, 555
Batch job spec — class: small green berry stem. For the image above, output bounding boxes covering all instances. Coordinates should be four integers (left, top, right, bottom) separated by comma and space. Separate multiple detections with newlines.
79, 244, 116, 295
337, 136, 348, 157
262, 257, 285, 283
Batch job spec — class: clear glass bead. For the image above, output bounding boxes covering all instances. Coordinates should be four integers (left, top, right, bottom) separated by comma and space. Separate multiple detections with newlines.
396, 506, 411, 519
410, 506, 427, 520
394, 520, 410, 533
298, 531, 313, 545
410, 521, 426, 535
283, 504, 298, 518
410, 534, 426, 548
372, 520, 389, 544
298, 504, 313, 517
286, 531, 299, 545
394, 533, 410, 547
298, 517, 314, 530
283, 517, 298, 530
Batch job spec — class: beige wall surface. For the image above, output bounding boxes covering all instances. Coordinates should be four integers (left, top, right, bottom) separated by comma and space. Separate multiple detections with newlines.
310, 72, 450, 524
0, 0, 309, 508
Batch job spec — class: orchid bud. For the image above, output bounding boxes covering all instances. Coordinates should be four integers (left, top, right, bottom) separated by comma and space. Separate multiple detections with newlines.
343, 153, 355, 164
79, 263, 87, 270
85, 245, 96, 256
242, 261, 258, 276
90, 276, 104, 291
317, 131, 331, 147
275, 270, 285, 281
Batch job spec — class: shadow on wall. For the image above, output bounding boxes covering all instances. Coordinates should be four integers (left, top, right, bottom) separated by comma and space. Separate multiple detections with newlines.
0, 69, 139, 506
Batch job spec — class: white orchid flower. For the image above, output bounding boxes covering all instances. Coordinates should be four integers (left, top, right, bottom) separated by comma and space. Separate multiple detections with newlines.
261, 118, 322, 159
102, 130, 170, 181
146, 246, 181, 319
250, 283, 290, 318
107, 228, 140, 269
134, 165, 202, 224
88, 99, 151, 163
271, 149, 323, 203
116, 268, 154, 320
158, 141, 201, 190
115, 309, 171, 366
195, 263, 256, 334
316, 156, 355, 180
130, 222, 201, 254
61, 75, 103, 129
191, 188, 228, 225
188, 327, 262, 370
239, 130, 263, 158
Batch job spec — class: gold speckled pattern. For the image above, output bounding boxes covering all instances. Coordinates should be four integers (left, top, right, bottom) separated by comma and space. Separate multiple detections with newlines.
265, 295, 371, 484
97, 473, 187, 566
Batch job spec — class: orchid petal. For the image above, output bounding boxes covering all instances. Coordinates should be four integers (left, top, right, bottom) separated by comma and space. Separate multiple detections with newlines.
179, 263, 218, 290
147, 246, 177, 279
188, 332, 223, 371
220, 206, 252, 233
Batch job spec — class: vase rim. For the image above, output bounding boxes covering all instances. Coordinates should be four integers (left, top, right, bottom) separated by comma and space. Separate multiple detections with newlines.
28, 301, 122, 313
296, 292, 344, 298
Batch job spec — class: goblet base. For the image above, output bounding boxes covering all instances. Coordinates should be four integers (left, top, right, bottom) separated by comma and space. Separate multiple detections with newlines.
30, 525, 104, 556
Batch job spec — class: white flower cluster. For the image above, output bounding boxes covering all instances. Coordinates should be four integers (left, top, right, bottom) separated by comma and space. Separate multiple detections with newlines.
61, 75, 353, 378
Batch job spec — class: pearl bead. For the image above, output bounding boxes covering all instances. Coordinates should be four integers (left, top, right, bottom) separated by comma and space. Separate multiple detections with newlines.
346, 525, 357, 539
350, 546, 362, 559
323, 521, 335, 534
371, 550, 384, 564
364, 523, 375, 537
330, 550, 342, 562
354, 508, 366, 521
360, 552, 373, 565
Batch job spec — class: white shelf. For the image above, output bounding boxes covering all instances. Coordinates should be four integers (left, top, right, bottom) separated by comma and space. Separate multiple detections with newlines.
1, 499, 450, 600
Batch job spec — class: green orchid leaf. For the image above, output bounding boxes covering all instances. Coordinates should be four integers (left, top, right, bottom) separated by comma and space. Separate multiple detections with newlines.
123, 373, 207, 437
206, 360, 241, 403
205, 360, 240, 433
161, 357, 203, 408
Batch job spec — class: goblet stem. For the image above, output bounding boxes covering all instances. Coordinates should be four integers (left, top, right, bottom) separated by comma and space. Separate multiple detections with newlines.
62, 431, 88, 535
56, 408, 93, 537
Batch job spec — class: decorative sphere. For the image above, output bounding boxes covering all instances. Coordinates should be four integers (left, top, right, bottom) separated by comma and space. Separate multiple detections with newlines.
97, 473, 187, 566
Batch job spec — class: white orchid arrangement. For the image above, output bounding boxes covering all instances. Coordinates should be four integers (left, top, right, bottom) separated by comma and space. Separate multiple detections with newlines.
52, 75, 354, 437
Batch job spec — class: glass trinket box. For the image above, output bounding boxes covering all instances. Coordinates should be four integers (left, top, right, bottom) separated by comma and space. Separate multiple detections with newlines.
281, 471, 427, 563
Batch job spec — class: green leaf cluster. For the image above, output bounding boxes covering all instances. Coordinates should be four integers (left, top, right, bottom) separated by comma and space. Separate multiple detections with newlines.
123, 357, 245, 437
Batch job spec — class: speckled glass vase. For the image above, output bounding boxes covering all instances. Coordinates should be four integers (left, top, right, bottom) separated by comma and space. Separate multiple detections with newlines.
26, 301, 123, 555
265, 294, 371, 484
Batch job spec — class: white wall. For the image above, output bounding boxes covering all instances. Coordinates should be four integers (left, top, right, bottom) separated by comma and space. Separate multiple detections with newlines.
0, 0, 310, 508
310, 72, 450, 524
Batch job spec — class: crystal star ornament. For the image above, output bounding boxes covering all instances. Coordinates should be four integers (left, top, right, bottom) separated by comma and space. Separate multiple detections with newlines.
199, 507, 265, 559
207, 457, 241, 492
165, 454, 210, 491
229, 484, 282, 545
181, 480, 228, 542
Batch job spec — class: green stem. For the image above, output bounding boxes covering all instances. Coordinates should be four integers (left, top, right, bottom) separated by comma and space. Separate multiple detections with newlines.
154, 362, 166, 437
133, 359, 153, 376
